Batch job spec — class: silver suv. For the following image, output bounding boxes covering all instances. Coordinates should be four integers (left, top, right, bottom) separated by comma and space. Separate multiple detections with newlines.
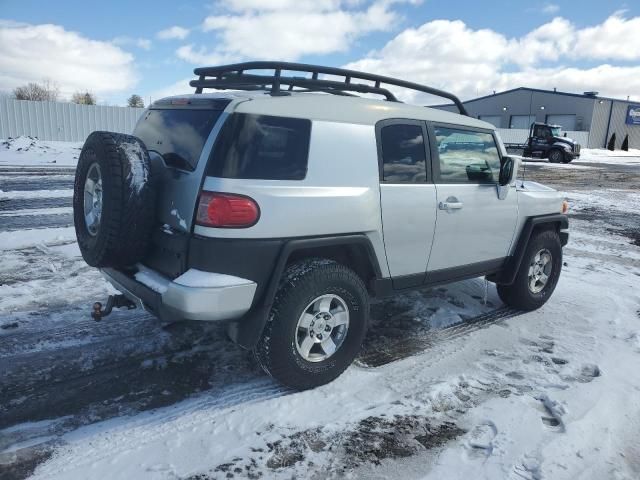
73, 62, 569, 390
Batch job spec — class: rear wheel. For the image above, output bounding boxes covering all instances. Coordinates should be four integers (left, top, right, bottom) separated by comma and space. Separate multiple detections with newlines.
497, 229, 562, 310
254, 259, 369, 390
548, 149, 564, 163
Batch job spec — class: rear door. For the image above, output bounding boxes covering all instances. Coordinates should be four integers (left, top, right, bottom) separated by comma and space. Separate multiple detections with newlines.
133, 98, 231, 232
529, 124, 553, 157
426, 124, 517, 276
132, 98, 231, 277
377, 120, 437, 289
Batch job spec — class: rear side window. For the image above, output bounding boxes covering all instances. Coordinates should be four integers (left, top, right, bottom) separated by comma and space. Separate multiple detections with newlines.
434, 127, 501, 183
134, 109, 222, 170
208, 114, 311, 180
379, 124, 427, 183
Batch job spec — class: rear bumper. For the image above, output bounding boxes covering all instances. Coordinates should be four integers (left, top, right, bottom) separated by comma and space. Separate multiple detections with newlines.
101, 266, 257, 322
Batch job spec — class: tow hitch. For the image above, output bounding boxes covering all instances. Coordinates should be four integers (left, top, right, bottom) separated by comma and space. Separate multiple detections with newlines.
91, 294, 137, 321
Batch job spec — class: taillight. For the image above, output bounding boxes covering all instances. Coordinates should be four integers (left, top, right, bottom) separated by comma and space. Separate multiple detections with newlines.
196, 191, 260, 228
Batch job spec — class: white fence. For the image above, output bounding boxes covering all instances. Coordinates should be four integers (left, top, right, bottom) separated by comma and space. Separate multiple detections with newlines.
0, 98, 595, 147
497, 128, 590, 147
0, 97, 145, 142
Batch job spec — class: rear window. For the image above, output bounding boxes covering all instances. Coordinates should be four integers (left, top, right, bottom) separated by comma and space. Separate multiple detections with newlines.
208, 114, 311, 180
134, 109, 223, 170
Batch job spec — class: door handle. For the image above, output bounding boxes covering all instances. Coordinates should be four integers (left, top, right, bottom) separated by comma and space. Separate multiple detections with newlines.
439, 201, 463, 210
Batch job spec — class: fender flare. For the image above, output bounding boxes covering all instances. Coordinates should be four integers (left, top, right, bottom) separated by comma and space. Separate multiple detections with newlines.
227, 234, 382, 349
494, 214, 568, 285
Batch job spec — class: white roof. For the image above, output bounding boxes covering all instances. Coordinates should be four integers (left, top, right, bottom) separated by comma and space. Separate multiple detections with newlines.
162, 92, 495, 130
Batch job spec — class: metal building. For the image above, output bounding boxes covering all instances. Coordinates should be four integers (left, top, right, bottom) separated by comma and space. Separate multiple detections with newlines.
434, 87, 640, 149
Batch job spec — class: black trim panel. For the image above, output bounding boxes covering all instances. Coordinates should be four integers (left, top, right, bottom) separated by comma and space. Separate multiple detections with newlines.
495, 214, 569, 285
229, 234, 382, 349
188, 235, 284, 306
373, 257, 507, 298
425, 257, 505, 286
392, 272, 426, 290
143, 227, 190, 279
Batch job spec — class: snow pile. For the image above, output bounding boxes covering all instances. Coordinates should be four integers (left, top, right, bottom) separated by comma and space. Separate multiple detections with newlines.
119, 141, 149, 195
0, 136, 82, 166
173, 269, 255, 288
577, 148, 640, 165
134, 265, 169, 294
0, 227, 76, 251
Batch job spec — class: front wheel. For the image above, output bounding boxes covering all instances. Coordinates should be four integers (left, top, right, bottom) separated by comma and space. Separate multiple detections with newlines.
497, 229, 563, 311
254, 259, 369, 390
548, 149, 564, 163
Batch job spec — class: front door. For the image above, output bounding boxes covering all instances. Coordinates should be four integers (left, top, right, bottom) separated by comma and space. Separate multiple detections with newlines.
377, 120, 437, 288
530, 124, 553, 157
427, 124, 518, 276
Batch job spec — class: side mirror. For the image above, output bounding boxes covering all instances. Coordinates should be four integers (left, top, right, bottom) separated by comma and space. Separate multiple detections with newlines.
499, 156, 514, 186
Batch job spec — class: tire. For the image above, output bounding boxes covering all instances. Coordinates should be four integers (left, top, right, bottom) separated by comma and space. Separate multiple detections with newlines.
254, 259, 369, 390
73, 131, 156, 268
497, 229, 562, 311
548, 149, 564, 163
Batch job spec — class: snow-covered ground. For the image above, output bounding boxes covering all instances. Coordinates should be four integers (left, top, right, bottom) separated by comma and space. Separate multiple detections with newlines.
578, 148, 640, 165
0, 137, 83, 166
516, 147, 640, 166
1, 140, 639, 480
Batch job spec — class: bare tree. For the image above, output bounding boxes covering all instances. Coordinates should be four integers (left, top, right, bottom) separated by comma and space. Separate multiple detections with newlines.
71, 91, 97, 105
13, 80, 59, 101
127, 94, 145, 108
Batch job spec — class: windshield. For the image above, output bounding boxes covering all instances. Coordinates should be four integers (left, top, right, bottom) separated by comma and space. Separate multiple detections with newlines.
134, 109, 222, 170
550, 126, 562, 137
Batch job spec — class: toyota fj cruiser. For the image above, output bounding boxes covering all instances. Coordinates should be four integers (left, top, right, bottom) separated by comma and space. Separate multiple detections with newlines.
74, 62, 569, 390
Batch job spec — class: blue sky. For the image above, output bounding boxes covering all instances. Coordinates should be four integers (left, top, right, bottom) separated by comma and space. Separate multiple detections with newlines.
1, 0, 639, 106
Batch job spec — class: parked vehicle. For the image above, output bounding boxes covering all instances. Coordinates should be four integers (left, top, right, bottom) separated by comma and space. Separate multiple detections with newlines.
507, 122, 580, 163
73, 62, 569, 390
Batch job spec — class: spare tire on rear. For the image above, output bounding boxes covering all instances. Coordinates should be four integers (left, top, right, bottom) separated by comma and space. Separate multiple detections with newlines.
73, 131, 157, 268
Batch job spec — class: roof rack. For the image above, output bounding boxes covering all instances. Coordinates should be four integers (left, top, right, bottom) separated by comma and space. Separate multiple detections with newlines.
190, 61, 469, 116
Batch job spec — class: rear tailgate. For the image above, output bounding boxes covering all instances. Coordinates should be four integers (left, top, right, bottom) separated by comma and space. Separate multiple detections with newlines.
133, 97, 231, 277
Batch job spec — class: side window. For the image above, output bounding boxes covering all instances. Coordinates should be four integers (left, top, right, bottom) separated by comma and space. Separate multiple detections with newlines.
434, 127, 501, 184
379, 124, 427, 183
533, 125, 550, 139
208, 113, 311, 180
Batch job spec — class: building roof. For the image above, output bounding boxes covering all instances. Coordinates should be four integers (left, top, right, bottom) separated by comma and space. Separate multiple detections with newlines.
433, 87, 639, 107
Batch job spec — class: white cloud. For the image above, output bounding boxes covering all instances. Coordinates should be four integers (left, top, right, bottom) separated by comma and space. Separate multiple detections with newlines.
157, 26, 190, 40
345, 13, 640, 102
542, 3, 559, 14
0, 22, 138, 98
147, 77, 194, 102
176, 44, 234, 65
179, 0, 413, 64
574, 13, 640, 60
509, 17, 574, 66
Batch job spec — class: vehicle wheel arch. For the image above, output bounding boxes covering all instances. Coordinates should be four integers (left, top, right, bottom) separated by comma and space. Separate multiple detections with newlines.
227, 234, 382, 349
491, 214, 568, 286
